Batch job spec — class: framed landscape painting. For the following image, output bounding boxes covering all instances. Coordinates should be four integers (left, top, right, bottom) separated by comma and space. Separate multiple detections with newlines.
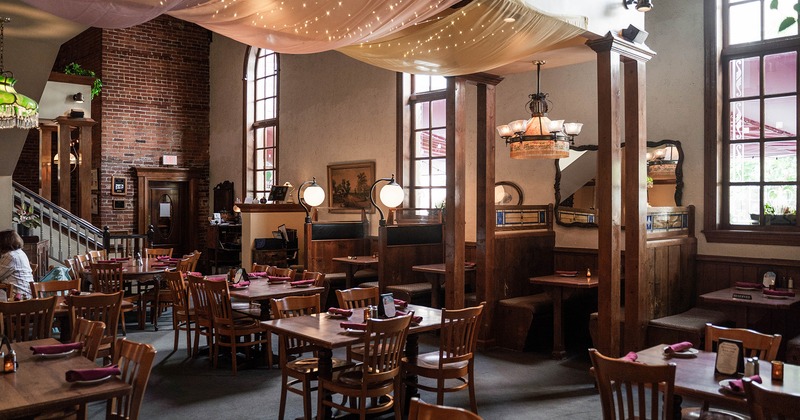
327, 161, 375, 212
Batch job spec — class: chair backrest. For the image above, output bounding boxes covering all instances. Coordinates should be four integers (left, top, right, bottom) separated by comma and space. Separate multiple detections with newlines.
271, 267, 296, 279
110, 338, 157, 420
187, 275, 212, 328
301, 270, 328, 307
174, 258, 192, 273
30, 279, 81, 298
359, 315, 412, 386
87, 249, 108, 262
73, 317, 105, 361
270, 294, 321, 358
589, 348, 676, 420
204, 278, 235, 328
0, 296, 57, 342
164, 271, 190, 313
75, 254, 91, 272
705, 323, 782, 361
0, 284, 12, 302
743, 376, 800, 419
252, 263, 272, 273
91, 262, 125, 294
438, 303, 484, 366
69, 291, 123, 348
408, 398, 483, 420
64, 258, 82, 282
145, 248, 173, 259
336, 287, 380, 309
186, 250, 201, 271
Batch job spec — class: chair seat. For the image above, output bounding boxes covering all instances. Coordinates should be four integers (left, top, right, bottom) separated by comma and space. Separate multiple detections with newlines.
287, 356, 351, 374
357, 281, 379, 288
386, 282, 433, 294
333, 367, 395, 389
411, 351, 469, 371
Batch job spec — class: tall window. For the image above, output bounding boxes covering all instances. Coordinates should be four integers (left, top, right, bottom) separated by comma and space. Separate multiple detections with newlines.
252, 49, 279, 199
408, 75, 448, 208
708, 0, 799, 243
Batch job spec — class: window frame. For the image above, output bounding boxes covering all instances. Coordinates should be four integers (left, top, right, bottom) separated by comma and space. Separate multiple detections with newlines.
704, 0, 800, 246
244, 47, 279, 201
406, 74, 448, 208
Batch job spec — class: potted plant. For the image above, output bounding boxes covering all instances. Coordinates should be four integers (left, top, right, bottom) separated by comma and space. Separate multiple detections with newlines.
13, 204, 41, 238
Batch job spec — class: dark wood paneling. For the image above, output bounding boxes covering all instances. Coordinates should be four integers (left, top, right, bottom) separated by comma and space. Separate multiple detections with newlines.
306, 238, 369, 274
696, 255, 800, 295
493, 232, 555, 299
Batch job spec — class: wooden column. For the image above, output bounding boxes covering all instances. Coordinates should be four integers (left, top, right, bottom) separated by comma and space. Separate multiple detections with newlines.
588, 33, 654, 356
38, 125, 56, 200
55, 117, 96, 219
444, 77, 466, 310
57, 121, 72, 210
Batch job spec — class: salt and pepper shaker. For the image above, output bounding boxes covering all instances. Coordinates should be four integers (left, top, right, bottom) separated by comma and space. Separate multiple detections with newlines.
744, 357, 755, 377
752, 357, 759, 376
789, 277, 795, 290
135, 252, 143, 266
586, 268, 592, 278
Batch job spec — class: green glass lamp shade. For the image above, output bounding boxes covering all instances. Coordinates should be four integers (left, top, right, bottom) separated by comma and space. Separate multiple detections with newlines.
0, 74, 39, 130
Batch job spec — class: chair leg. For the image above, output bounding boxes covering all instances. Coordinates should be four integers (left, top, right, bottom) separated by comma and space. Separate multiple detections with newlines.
468, 363, 478, 413
437, 376, 445, 405
185, 321, 193, 357
279, 371, 288, 420
394, 375, 403, 420
172, 315, 179, 352
317, 381, 325, 420
231, 337, 238, 376
302, 377, 312, 420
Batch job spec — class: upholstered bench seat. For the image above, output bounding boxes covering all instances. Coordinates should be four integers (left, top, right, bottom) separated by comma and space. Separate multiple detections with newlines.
786, 334, 800, 365
386, 282, 433, 305
495, 294, 554, 351
646, 307, 732, 350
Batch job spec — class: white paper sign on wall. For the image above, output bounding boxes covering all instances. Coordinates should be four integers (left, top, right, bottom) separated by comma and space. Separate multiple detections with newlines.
162, 155, 178, 166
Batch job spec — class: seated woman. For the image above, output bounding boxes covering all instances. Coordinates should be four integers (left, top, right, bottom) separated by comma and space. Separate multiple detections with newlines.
0, 230, 34, 301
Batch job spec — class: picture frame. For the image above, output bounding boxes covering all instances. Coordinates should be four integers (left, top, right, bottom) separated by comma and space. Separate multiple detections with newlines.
327, 161, 376, 212
91, 169, 99, 190
267, 185, 289, 202
91, 193, 99, 215
715, 338, 744, 376
113, 200, 125, 210
111, 176, 126, 196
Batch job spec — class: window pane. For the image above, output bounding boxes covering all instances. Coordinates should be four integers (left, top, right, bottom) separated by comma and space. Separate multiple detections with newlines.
415, 132, 430, 158
264, 149, 275, 169
764, 52, 797, 95
730, 99, 760, 139
765, 185, 797, 217
765, 140, 797, 182
264, 75, 275, 98
728, 2, 761, 45
255, 128, 264, 149
414, 76, 431, 94
415, 102, 430, 128
266, 98, 275, 120
414, 189, 431, 208
729, 57, 760, 98
729, 185, 761, 224
765, 0, 800, 39
415, 160, 431, 187
431, 99, 446, 127
265, 127, 275, 148
256, 148, 264, 169
431, 158, 446, 186
430, 129, 446, 157
431, 188, 447, 208
430, 76, 447, 91
256, 100, 265, 122
730, 142, 761, 182
764, 96, 796, 138
256, 171, 265, 191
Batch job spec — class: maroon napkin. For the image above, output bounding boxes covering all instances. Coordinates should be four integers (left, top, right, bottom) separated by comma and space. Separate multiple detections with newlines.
328, 308, 353, 317
621, 351, 638, 362
393, 299, 408, 308
664, 341, 693, 353
728, 375, 762, 393
69, 289, 81, 296
112, 258, 130, 262
464, 261, 477, 269
290, 279, 315, 287
157, 256, 170, 261
31, 342, 82, 355
230, 280, 250, 288
340, 321, 367, 331
249, 272, 267, 279
555, 270, 578, 275
763, 289, 795, 297
396, 310, 423, 324
66, 365, 121, 382
735, 282, 762, 288
267, 276, 291, 283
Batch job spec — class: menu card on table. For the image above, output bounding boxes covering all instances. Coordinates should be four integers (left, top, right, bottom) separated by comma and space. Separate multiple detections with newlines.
715, 338, 744, 376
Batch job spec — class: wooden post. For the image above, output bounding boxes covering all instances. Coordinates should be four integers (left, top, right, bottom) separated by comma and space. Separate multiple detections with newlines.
38, 125, 56, 200
77, 124, 93, 220
444, 77, 466, 310
57, 121, 72, 210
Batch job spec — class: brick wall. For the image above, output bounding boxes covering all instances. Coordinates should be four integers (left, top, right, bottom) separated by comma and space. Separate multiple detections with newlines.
25, 17, 212, 253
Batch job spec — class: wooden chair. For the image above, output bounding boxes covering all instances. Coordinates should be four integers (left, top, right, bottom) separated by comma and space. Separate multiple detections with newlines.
88, 249, 108, 262
145, 248, 173, 260
743, 376, 800, 419
187, 275, 213, 358
108, 338, 157, 420
186, 250, 201, 272
271, 267, 296, 279
252, 263, 272, 273
271, 294, 351, 420
64, 258, 83, 283
300, 270, 328, 309
164, 271, 195, 356
336, 287, 379, 309
204, 278, 271, 375
705, 323, 782, 361
92, 261, 139, 335
30, 279, 81, 298
589, 348, 676, 420
69, 291, 123, 363
317, 315, 412, 420
0, 296, 57, 342
408, 398, 483, 420
73, 317, 106, 361
402, 303, 484, 413
0, 283, 12, 302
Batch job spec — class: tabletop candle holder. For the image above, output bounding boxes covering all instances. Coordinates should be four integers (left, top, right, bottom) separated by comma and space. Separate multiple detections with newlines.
0, 335, 17, 373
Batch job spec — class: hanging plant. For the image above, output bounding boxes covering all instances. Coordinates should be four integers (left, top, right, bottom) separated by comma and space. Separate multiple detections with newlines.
63, 63, 102, 99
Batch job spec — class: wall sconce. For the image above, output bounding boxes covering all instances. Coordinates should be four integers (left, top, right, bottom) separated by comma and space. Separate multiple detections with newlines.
72, 92, 84, 103
369, 174, 404, 226
298, 177, 325, 223
623, 0, 653, 12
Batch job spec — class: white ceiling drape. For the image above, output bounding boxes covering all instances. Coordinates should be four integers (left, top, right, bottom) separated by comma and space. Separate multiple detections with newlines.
21, 0, 587, 75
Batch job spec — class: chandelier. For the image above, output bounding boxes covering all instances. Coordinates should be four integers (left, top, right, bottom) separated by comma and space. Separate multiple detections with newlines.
496, 61, 582, 159
0, 17, 39, 130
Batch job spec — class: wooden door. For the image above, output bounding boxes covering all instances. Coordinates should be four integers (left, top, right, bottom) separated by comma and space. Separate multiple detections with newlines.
148, 181, 189, 256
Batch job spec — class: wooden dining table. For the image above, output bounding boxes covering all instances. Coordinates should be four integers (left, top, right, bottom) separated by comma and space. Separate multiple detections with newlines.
637, 344, 800, 411
0, 338, 131, 418
700, 286, 800, 328
411, 263, 476, 308
530, 274, 599, 359
261, 304, 442, 419
216, 276, 325, 319
52, 293, 135, 341
331, 255, 378, 288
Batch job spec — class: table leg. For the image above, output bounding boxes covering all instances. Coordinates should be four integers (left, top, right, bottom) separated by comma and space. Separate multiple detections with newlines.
403, 333, 420, 413
318, 348, 334, 420
426, 273, 440, 308
549, 287, 566, 359
345, 265, 355, 289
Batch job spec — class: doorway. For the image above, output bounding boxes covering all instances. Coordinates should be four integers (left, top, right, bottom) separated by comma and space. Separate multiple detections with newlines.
148, 181, 189, 255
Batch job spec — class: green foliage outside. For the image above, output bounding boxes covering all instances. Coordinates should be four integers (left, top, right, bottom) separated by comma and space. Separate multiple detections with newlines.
771, 0, 799, 31
63, 63, 102, 99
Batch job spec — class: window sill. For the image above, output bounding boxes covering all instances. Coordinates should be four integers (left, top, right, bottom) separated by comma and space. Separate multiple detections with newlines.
703, 229, 800, 246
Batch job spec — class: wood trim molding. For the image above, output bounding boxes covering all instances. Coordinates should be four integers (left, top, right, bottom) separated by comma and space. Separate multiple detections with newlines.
134, 167, 198, 251
237, 203, 305, 213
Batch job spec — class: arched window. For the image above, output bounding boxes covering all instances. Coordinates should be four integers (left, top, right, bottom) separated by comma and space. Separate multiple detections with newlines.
406, 74, 448, 208
244, 48, 279, 201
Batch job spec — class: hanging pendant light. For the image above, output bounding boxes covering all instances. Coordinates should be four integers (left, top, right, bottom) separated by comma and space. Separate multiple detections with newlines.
0, 17, 39, 130
496, 61, 581, 159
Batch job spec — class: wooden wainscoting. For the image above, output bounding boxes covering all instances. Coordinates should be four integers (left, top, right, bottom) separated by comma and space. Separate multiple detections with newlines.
695, 255, 800, 296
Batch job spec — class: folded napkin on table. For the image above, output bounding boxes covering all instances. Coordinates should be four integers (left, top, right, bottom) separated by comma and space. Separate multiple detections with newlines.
555, 270, 578, 275
30, 342, 82, 355
663, 341, 693, 353
230, 280, 250, 288
340, 321, 367, 331
249, 272, 267, 278
621, 351, 638, 362
464, 261, 477, 268
396, 310, 423, 324
267, 276, 291, 283
328, 307, 353, 317
157, 256, 170, 261
290, 279, 315, 286
763, 289, 795, 297
112, 258, 130, 262
66, 365, 121, 382
735, 282, 762, 288
393, 299, 408, 308
728, 375, 762, 393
